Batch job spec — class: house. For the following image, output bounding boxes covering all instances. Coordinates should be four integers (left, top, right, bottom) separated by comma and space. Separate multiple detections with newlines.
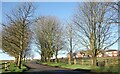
97, 53, 103, 57
67, 49, 119, 58
92, 49, 119, 57
104, 50, 119, 57
67, 50, 91, 58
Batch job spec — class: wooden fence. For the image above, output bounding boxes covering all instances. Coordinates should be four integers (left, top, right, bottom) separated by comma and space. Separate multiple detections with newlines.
50, 57, 118, 66
0, 60, 14, 71
1, 62, 10, 70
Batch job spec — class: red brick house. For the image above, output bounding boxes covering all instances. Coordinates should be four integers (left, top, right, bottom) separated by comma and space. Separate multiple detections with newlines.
104, 50, 119, 57
94, 49, 119, 57
67, 50, 91, 58
67, 49, 119, 58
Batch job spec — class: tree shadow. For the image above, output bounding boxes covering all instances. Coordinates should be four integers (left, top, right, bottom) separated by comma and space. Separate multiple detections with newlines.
1, 69, 92, 74
73, 68, 91, 72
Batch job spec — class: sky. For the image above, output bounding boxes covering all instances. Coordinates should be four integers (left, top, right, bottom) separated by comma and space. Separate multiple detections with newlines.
2, 2, 77, 22
0, 2, 78, 60
0, 2, 118, 60
0, 0, 118, 2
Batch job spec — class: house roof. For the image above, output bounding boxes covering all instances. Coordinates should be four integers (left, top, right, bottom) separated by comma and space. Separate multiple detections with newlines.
67, 49, 119, 55
105, 49, 118, 52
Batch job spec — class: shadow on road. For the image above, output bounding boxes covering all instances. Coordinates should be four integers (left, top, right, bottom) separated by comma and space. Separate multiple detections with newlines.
73, 69, 91, 72
1, 69, 116, 74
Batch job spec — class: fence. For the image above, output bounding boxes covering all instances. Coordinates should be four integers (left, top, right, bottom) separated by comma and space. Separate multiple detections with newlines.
1, 62, 10, 71
0, 60, 14, 71
51, 57, 118, 66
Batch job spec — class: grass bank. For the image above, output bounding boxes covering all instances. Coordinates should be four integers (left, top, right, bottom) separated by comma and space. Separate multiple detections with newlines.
42, 62, 92, 69
41, 62, 119, 73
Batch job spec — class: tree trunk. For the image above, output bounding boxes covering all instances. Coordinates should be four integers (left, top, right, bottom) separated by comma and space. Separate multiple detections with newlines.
68, 57, 71, 64
17, 54, 21, 68
92, 56, 97, 66
45, 57, 47, 62
41, 54, 44, 62
55, 55, 58, 63
17, 52, 23, 69
74, 58, 76, 65
14, 57, 18, 65
68, 54, 71, 64
47, 57, 50, 63
19, 52, 23, 69
16, 57, 19, 66
81, 59, 83, 65
69, 51, 72, 64
79, 58, 82, 65
55, 51, 58, 63
14, 57, 16, 63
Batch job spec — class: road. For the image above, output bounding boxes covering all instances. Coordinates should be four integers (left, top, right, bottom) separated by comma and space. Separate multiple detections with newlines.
24, 61, 73, 72
23, 61, 92, 74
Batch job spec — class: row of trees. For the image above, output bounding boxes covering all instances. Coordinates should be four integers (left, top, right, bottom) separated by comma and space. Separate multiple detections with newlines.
34, 16, 64, 63
2, 2, 119, 69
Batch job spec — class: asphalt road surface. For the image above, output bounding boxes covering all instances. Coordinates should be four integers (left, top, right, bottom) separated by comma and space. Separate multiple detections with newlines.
25, 61, 73, 72
23, 61, 91, 74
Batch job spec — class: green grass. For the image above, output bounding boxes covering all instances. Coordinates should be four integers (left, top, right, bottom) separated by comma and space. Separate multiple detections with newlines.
13, 66, 26, 72
60, 64, 91, 69
2, 63, 27, 73
93, 66, 119, 72
42, 62, 119, 72
42, 62, 91, 69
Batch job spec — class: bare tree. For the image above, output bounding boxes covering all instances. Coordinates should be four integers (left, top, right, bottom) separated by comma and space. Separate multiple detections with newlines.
34, 16, 62, 63
73, 2, 119, 66
22, 47, 31, 62
0, 28, 2, 49
2, 3, 35, 69
53, 22, 65, 63
2, 23, 22, 65
65, 23, 79, 64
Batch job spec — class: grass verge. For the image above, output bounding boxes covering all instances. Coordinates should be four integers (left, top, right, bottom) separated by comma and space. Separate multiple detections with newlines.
41, 62, 119, 72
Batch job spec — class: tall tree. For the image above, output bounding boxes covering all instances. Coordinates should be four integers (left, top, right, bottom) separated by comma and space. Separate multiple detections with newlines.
65, 23, 79, 64
53, 22, 64, 63
0, 28, 2, 49
73, 2, 119, 66
2, 25, 20, 64
34, 16, 61, 63
2, 3, 35, 68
